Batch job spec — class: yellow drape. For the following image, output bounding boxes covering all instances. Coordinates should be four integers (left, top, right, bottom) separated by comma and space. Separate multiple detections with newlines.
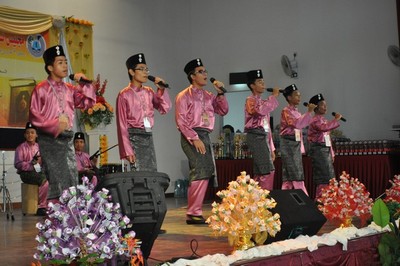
0, 5, 53, 35
0, 5, 94, 80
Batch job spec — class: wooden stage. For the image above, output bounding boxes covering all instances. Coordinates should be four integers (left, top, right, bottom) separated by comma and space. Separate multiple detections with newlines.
0, 197, 346, 266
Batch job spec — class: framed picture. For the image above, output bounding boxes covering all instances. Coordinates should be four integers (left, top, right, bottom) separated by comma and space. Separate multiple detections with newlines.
8, 78, 36, 127
0, 78, 36, 150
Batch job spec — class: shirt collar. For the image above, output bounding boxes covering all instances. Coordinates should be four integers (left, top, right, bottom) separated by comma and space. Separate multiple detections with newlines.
48, 77, 64, 87
129, 83, 143, 92
190, 85, 203, 94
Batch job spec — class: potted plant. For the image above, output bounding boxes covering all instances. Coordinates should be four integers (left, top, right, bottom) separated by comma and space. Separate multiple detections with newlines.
372, 175, 400, 265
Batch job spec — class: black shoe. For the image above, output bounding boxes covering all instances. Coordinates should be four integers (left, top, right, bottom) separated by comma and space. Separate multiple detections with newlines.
36, 208, 47, 216
186, 215, 206, 225
159, 229, 167, 234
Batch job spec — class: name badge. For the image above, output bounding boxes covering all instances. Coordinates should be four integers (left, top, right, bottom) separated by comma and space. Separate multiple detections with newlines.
295, 129, 301, 142
324, 134, 332, 147
263, 118, 269, 133
33, 163, 41, 173
144, 117, 152, 132
202, 112, 210, 127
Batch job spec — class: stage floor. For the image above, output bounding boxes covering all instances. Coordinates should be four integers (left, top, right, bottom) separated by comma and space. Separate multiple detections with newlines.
0, 197, 338, 266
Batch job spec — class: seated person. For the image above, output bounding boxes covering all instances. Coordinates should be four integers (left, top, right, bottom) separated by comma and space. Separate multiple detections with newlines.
14, 122, 48, 216
74, 132, 98, 187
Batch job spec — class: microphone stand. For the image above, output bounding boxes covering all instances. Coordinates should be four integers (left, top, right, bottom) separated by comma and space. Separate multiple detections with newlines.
90, 144, 118, 160
0, 151, 14, 221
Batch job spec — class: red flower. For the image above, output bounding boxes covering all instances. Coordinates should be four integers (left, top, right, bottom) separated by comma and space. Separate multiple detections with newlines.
96, 95, 105, 104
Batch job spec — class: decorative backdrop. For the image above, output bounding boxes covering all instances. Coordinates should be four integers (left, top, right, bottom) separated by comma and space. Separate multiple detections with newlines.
0, 5, 93, 149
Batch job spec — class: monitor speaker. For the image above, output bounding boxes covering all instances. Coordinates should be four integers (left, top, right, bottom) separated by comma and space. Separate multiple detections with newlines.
97, 171, 170, 259
265, 189, 326, 244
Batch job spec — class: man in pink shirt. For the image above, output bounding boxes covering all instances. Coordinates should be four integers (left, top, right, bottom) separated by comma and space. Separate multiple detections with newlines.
73, 132, 98, 187
14, 122, 48, 216
175, 58, 229, 224
116, 53, 171, 172
29, 45, 96, 201
307, 94, 342, 198
244, 69, 280, 191
279, 84, 316, 195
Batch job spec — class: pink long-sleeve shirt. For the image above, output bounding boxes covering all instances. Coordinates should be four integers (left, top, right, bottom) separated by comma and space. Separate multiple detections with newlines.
307, 115, 340, 143
29, 77, 96, 137
14, 141, 40, 173
75, 151, 94, 171
175, 85, 229, 142
116, 83, 171, 159
308, 114, 340, 158
244, 95, 278, 131
280, 105, 312, 136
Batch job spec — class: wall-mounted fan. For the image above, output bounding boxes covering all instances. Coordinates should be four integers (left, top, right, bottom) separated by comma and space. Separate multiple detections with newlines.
387, 45, 400, 67
281, 53, 298, 78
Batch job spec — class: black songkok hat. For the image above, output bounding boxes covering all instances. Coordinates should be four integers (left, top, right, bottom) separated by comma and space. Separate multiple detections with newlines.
184, 58, 203, 75
309, 93, 325, 105
74, 132, 85, 141
42, 45, 65, 65
247, 69, 263, 83
283, 84, 299, 98
25, 122, 36, 130
126, 53, 146, 70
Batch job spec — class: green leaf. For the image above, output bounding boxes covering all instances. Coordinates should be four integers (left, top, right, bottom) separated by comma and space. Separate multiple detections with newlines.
372, 199, 390, 227
378, 242, 393, 265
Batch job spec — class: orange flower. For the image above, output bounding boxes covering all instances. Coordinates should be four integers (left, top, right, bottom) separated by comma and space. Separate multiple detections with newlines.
79, 74, 114, 129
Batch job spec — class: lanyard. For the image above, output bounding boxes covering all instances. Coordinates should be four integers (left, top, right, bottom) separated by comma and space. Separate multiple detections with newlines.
47, 80, 65, 115
131, 87, 148, 118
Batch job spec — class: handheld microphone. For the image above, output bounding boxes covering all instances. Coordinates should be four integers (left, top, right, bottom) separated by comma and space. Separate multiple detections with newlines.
148, 75, 170, 89
210, 77, 227, 93
332, 112, 347, 122
266, 88, 284, 93
69, 74, 92, 84
303, 102, 309, 107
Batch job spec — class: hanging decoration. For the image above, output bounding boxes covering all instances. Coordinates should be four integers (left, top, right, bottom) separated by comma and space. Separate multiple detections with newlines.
99, 134, 108, 167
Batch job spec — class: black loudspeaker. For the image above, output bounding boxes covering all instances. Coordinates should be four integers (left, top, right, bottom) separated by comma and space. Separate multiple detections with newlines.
97, 171, 170, 259
264, 189, 326, 244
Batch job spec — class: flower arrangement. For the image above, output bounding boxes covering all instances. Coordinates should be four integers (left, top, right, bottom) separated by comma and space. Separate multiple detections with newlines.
80, 74, 114, 130
206, 171, 281, 251
383, 175, 400, 203
33, 177, 143, 266
317, 171, 373, 227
